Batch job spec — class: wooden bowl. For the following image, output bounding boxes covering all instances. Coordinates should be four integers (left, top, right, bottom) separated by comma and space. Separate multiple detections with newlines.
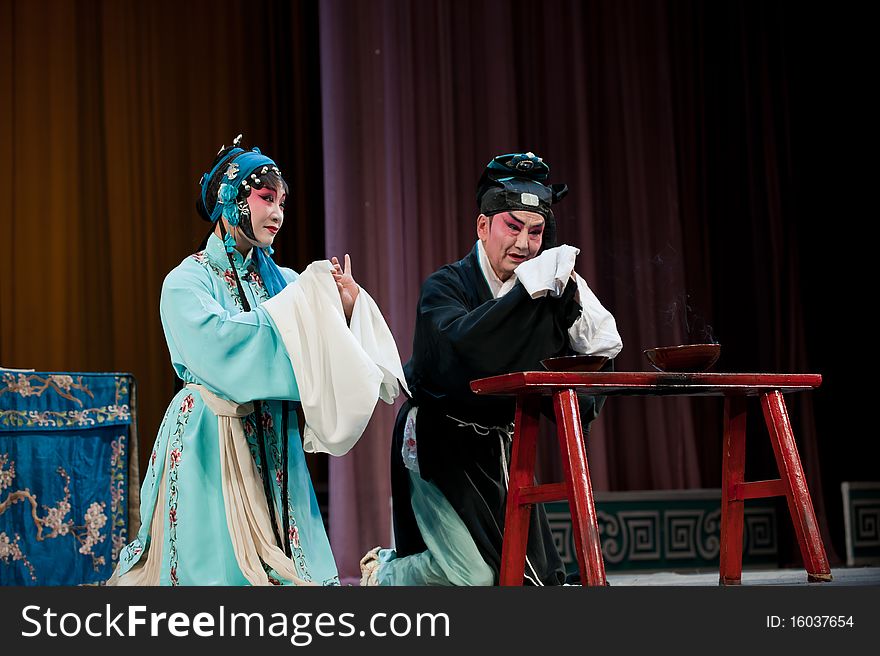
643, 344, 721, 372
541, 354, 609, 372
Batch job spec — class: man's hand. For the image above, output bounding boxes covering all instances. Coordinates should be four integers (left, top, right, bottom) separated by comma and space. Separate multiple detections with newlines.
331, 254, 359, 322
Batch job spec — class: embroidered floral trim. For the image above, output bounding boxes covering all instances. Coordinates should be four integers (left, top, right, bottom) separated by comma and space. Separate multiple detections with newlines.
191, 249, 270, 310
262, 405, 311, 581
242, 405, 311, 582
119, 538, 143, 568
109, 436, 127, 562
167, 393, 195, 585
246, 271, 270, 303
114, 376, 129, 405
148, 412, 172, 484
0, 405, 131, 429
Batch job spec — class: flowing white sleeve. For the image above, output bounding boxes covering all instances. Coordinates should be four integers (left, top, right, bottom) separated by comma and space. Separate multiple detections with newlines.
567, 272, 623, 358
261, 261, 407, 456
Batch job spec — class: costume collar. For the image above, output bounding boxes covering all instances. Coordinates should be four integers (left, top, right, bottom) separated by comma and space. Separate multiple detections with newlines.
476, 239, 518, 298
205, 232, 253, 271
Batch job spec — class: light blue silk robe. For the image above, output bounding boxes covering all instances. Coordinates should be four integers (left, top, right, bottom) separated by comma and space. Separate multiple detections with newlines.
115, 234, 339, 585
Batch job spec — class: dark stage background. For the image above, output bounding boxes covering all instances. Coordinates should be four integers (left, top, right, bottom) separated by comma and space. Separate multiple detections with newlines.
1, 0, 872, 579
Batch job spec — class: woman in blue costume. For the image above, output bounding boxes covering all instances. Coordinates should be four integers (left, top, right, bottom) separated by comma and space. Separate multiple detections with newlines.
109, 136, 406, 586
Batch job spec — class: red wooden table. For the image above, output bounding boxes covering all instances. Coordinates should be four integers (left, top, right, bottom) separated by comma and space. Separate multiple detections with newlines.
470, 371, 831, 586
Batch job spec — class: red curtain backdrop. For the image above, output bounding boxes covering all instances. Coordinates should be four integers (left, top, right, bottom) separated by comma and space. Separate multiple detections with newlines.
0, 0, 326, 491
318, 0, 869, 578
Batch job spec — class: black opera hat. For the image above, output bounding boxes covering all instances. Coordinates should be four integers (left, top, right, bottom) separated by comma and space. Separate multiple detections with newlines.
476, 152, 568, 248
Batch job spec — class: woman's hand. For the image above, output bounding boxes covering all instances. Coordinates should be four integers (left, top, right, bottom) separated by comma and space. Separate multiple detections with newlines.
331, 254, 359, 322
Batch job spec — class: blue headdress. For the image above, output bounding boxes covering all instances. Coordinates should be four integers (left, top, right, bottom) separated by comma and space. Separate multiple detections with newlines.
199, 135, 289, 298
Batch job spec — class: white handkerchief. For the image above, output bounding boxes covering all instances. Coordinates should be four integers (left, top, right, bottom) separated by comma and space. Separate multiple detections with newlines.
514, 244, 580, 298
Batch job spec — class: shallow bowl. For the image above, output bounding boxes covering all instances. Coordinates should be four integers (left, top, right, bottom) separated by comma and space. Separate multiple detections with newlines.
643, 344, 721, 372
540, 354, 610, 372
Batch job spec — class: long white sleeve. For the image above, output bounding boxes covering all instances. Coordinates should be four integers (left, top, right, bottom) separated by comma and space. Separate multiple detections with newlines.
261, 261, 407, 456
567, 272, 623, 358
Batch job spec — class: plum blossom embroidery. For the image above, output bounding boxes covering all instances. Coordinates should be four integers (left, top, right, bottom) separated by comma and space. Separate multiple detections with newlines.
42, 500, 72, 536
0, 373, 94, 405
0, 460, 110, 577
79, 502, 108, 565
0, 454, 13, 492
1, 374, 34, 397
0, 532, 36, 581
49, 375, 74, 391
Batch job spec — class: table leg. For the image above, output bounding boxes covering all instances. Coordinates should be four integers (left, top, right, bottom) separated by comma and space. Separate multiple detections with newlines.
499, 394, 541, 586
554, 388, 606, 586
720, 395, 747, 585
760, 391, 832, 582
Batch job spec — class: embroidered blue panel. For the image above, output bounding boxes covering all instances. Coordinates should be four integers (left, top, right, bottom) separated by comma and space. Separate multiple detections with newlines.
0, 371, 135, 585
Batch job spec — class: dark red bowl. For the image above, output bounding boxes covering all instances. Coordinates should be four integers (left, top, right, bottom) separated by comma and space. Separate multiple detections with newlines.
643, 344, 721, 372
541, 354, 610, 372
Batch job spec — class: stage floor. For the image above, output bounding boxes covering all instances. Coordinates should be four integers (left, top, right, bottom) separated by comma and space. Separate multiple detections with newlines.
339, 566, 880, 586
605, 565, 880, 586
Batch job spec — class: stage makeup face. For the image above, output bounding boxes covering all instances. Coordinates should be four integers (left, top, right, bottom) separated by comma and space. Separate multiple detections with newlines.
245, 183, 286, 248
477, 210, 544, 281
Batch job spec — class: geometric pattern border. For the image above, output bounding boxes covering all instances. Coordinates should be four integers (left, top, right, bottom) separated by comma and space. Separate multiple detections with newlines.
546, 488, 779, 573
842, 481, 880, 566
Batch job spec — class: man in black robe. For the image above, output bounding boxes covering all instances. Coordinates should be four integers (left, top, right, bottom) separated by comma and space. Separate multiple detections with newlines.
361, 152, 622, 586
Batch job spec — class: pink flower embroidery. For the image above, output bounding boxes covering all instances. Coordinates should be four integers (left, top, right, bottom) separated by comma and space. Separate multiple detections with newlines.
290, 526, 300, 549
169, 448, 182, 470
179, 394, 194, 414
276, 469, 283, 485
224, 270, 237, 287
151, 451, 157, 467
261, 413, 274, 432
169, 507, 177, 526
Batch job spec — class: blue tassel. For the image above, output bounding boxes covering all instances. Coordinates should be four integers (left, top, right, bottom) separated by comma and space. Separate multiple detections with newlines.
223, 233, 237, 253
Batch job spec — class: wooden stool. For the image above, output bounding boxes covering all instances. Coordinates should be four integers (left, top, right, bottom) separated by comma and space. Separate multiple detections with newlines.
720, 391, 832, 584
500, 390, 606, 586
